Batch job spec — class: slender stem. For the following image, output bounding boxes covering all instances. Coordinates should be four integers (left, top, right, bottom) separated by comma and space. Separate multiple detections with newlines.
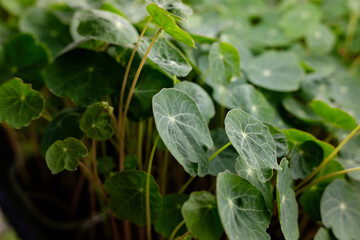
344, 10, 359, 58
178, 177, 194, 194
118, 17, 152, 171
137, 120, 145, 170
350, 54, 360, 74
41, 113, 52, 122
177, 232, 190, 240
208, 142, 232, 162
92, 139, 99, 182
160, 149, 169, 194
169, 220, 186, 240
294, 125, 360, 191
145, 118, 154, 162
295, 167, 360, 196
121, 28, 163, 147
146, 135, 160, 240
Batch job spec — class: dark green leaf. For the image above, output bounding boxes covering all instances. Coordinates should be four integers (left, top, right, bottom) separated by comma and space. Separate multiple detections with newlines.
45, 137, 87, 174
267, 124, 289, 158
124, 155, 138, 170
0, 78, 44, 129
104, 170, 162, 225
181, 191, 223, 240
97, 156, 115, 175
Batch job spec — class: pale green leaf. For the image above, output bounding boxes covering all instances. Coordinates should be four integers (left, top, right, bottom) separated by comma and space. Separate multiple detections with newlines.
305, 24, 335, 55
145, 0, 193, 21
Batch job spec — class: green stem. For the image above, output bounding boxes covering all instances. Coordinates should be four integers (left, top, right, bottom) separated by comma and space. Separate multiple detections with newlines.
295, 166, 360, 196
137, 120, 145, 170
146, 135, 160, 240
169, 220, 186, 240
208, 142, 232, 162
118, 17, 152, 172
161, 149, 169, 194
344, 10, 359, 58
350, 54, 360, 74
294, 125, 360, 191
178, 177, 194, 194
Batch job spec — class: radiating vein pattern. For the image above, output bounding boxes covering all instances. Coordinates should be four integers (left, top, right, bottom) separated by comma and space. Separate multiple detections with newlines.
225, 109, 280, 182
153, 88, 213, 176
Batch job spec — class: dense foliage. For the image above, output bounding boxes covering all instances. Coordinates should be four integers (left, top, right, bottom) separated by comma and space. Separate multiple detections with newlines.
1, 0, 360, 239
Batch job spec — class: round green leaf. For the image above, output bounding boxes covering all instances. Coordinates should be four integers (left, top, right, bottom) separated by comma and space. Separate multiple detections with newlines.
310, 100, 358, 130
0, 78, 44, 129
175, 81, 215, 123
217, 171, 271, 240
314, 227, 337, 240
279, 3, 321, 39
282, 96, 321, 123
321, 179, 360, 240
77, 9, 139, 46
153, 88, 213, 176
146, 3, 195, 47
208, 129, 237, 176
249, 23, 290, 48
124, 155, 138, 170
80, 102, 114, 141
305, 24, 335, 56
225, 109, 281, 182
276, 158, 299, 240
97, 156, 115, 176
154, 193, 189, 239
290, 141, 324, 180
225, 84, 275, 124
245, 51, 304, 92
0, 33, 50, 87
45, 137, 88, 174
45, 48, 122, 106
138, 37, 192, 77
207, 42, 240, 87
104, 170, 162, 225
19, 8, 72, 56
40, 108, 83, 155
181, 191, 223, 240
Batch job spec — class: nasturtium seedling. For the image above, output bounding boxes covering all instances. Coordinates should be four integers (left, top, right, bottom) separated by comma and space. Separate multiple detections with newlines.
181, 191, 223, 240
225, 109, 281, 182
245, 51, 305, 92
146, 3, 195, 47
80, 102, 114, 141
138, 37, 192, 77
97, 156, 115, 176
104, 170, 162, 225
276, 158, 299, 240
153, 88, 213, 176
282, 96, 322, 123
321, 179, 360, 240
77, 9, 139, 46
305, 24, 335, 55
0, 33, 49, 87
0, 78, 44, 129
45, 48, 122, 106
249, 23, 290, 48
146, 0, 193, 21
217, 171, 271, 240
45, 137, 88, 174
208, 42, 240, 87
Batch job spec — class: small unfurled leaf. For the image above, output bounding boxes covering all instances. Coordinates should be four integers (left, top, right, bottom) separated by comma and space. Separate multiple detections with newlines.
290, 141, 324, 180
321, 179, 360, 240
138, 37, 192, 77
80, 102, 114, 141
181, 191, 223, 240
146, 0, 193, 21
0, 78, 44, 129
225, 109, 281, 182
276, 158, 299, 240
208, 42, 240, 87
208, 129, 237, 176
40, 108, 83, 155
175, 81, 215, 123
19, 8, 72, 56
245, 51, 304, 92
310, 100, 358, 130
104, 170, 162, 225
154, 194, 188, 239
217, 171, 271, 240
146, 3, 195, 47
0, 33, 49, 87
97, 156, 115, 175
45, 137, 87, 174
124, 155, 138, 170
77, 9, 139, 46
45, 49, 122, 106
153, 88, 213, 176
